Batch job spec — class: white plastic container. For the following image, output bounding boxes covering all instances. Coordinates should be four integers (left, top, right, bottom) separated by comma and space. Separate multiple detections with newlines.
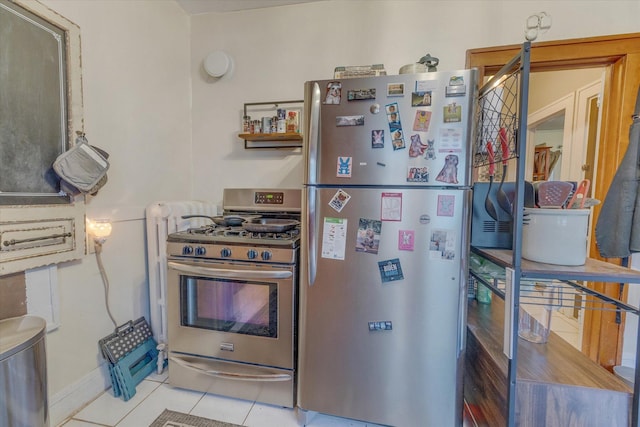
522, 208, 590, 266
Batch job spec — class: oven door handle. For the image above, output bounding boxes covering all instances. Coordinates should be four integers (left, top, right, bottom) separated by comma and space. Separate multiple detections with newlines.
167, 261, 292, 280
169, 356, 292, 382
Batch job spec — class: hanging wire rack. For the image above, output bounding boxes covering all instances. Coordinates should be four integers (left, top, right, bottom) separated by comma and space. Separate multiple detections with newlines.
473, 63, 520, 170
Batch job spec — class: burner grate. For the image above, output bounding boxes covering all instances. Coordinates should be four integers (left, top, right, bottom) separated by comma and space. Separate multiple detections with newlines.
223, 228, 249, 237
183, 224, 300, 241
247, 228, 300, 240
187, 225, 241, 236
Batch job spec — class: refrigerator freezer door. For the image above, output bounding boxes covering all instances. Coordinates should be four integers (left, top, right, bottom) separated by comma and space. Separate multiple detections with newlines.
298, 187, 470, 426
303, 69, 476, 187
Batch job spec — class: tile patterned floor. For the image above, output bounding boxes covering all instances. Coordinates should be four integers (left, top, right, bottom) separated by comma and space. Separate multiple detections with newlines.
57, 370, 478, 426
55, 305, 582, 427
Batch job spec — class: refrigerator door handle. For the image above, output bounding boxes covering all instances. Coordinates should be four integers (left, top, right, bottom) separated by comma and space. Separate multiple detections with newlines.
307, 82, 321, 185
307, 186, 317, 286
457, 276, 468, 356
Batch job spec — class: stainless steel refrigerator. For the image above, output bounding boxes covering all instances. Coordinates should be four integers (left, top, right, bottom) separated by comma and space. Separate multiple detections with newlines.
298, 69, 477, 426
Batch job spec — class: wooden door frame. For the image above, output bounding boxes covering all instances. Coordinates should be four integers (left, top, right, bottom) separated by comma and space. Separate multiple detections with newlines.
466, 33, 640, 370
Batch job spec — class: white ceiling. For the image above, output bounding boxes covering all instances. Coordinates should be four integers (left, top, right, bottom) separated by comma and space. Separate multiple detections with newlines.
175, 0, 323, 14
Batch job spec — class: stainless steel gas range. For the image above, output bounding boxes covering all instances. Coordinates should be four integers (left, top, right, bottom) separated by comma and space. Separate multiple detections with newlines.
166, 188, 301, 408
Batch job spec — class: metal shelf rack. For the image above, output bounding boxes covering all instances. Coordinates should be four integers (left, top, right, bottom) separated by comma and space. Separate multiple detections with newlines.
470, 41, 640, 427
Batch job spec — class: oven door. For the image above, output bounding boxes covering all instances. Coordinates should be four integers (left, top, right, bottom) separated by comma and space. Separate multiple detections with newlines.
166, 258, 295, 370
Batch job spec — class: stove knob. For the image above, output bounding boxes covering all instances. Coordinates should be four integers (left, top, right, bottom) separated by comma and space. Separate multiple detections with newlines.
261, 250, 272, 261
195, 246, 206, 256
221, 248, 232, 258
182, 245, 194, 255
247, 249, 258, 260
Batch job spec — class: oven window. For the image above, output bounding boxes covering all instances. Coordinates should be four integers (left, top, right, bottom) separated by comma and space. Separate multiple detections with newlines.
180, 275, 277, 338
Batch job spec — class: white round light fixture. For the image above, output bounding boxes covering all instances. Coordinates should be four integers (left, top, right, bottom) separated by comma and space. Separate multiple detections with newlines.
204, 50, 231, 78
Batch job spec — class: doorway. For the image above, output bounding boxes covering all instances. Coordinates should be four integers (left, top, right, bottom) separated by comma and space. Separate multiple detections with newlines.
526, 72, 603, 182
526, 92, 574, 182
521, 71, 604, 351
466, 33, 640, 371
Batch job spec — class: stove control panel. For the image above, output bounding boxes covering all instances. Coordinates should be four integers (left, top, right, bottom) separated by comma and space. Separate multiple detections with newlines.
254, 191, 284, 205
168, 241, 297, 264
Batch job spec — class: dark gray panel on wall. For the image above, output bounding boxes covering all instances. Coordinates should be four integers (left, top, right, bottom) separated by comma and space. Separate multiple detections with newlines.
0, 0, 67, 197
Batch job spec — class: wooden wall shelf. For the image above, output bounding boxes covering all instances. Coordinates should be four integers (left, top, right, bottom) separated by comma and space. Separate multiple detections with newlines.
238, 133, 302, 143
239, 100, 303, 149
237, 133, 303, 149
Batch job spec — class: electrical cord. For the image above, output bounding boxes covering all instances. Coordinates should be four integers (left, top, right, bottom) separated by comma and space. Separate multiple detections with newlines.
92, 225, 167, 374
95, 241, 118, 329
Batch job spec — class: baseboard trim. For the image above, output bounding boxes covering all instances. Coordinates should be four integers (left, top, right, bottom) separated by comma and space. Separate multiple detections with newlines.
49, 363, 110, 426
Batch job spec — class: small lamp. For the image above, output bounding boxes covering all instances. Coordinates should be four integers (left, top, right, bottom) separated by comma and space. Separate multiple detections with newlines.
86, 218, 118, 328
87, 218, 112, 245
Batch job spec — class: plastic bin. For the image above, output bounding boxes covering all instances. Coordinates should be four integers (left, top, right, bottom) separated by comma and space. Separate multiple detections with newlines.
522, 208, 590, 266
0, 315, 48, 427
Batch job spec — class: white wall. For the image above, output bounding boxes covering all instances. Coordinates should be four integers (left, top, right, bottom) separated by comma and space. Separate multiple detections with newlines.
190, 0, 640, 372
20, 0, 639, 422
528, 68, 604, 113
526, 69, 605, 181
31, 0, 191, 422
190, 0, 640, 202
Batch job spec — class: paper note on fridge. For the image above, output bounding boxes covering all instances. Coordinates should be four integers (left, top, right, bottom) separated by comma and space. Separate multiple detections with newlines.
321, 217, 348, 260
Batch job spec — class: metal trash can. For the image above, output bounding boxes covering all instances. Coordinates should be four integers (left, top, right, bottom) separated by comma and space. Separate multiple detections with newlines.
0, 315, 48, 427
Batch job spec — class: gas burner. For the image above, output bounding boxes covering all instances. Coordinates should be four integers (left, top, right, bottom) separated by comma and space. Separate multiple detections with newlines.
247, 228, 301, 240
183, 224, 300, 241
223, 228, 249, 238
187, 225, 223, 236
169, 189, 301, 251
187, 225, 249, 237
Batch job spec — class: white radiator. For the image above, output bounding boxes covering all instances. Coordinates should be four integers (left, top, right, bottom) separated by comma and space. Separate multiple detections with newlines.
145, 200, 219, 344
